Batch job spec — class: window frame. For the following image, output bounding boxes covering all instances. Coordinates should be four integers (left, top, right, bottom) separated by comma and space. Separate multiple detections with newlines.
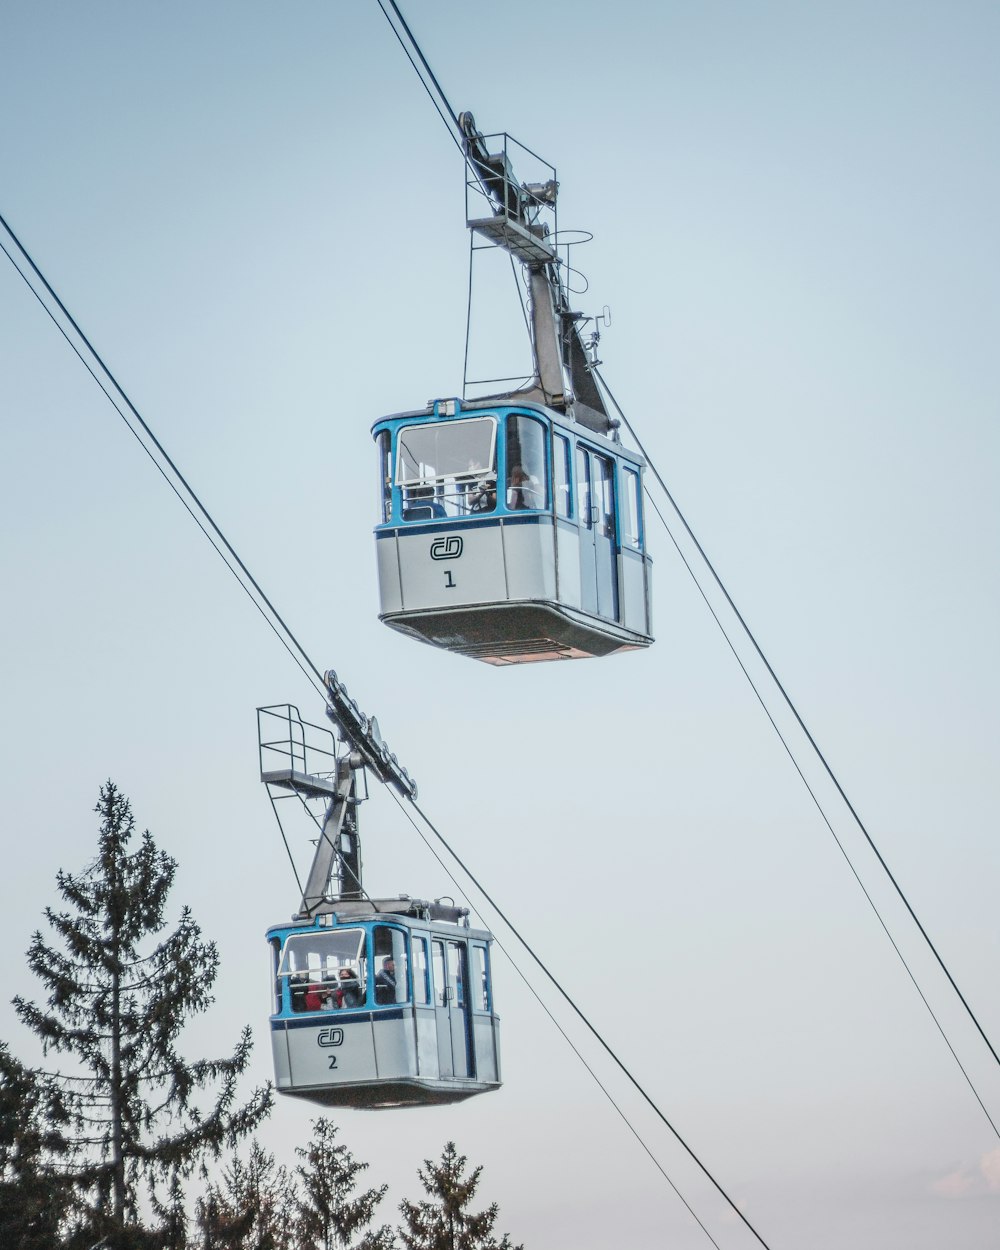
376, 429, 392, 524
504, 413, 550, 512
372, 924, 411, 1007
621, 464, 643, 550
470, 943, 492, 1013
394, 417, 498, 488
411, 935, 430, 1007
553, 431, 572, 520
278, 928, 368, 1014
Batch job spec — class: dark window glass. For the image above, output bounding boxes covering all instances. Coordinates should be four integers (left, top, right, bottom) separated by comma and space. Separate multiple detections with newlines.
594, 454, 616, 539
505, 415, 548, 510
270, 937, 282, 1014
447, 941, 467, 1008
412, 937, 430, 1006
576, 447, 592, 530
376, 430, 392, 523
472, 944, 490, 1011
554, 433, 572, 518
373, 925, 409, 1005
432, 940, 447, 1007
622, 466, 641, 549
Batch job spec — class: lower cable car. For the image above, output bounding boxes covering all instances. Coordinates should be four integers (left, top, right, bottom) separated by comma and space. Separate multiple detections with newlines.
258, 694, 501, 1111
373, 397, 654, 664
267, 899, 501, 1110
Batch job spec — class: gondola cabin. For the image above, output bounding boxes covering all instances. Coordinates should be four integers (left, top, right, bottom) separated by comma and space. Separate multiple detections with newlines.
372, 398, 654, 663
266, 899, 501, 1110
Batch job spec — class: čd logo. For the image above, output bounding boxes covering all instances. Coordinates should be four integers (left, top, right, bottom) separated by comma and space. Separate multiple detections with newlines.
430, 536, 463, 561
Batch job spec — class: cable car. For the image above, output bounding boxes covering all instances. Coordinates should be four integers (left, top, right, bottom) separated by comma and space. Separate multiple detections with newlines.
372, 114, 653, 664
258, 687, 501, 1110
267, 899, 500, 1110
373, 397, 653, 663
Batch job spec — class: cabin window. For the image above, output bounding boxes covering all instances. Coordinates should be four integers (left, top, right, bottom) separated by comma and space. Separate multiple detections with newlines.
270, 937, 282, 1014
395, 417, 498, 519
621, 466, 642, 550
412, 937, 430, 1006
594, 453, 616, 540
505, 415, 548, 510
432, 940, 447, 1007
553, 433, 572, 519
279, 928, 366, 1013
373, 925, 409, 1006
445, 942, 465, 1008
376, 429, 392, 523
471, 944, 491, 1012
576, 446, 592, 529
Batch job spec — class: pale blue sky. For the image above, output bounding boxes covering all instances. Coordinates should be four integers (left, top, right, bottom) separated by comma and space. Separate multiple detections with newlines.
1, 3, 998, 1247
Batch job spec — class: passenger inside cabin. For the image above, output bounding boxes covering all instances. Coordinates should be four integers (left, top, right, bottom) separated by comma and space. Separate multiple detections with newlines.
507, 464, 541, 510
375, 956, 396, 1004
467, 474, 496, 513
303, 980, 332, 1012
290, 971, 308, 1012
335, 966, 362, 1009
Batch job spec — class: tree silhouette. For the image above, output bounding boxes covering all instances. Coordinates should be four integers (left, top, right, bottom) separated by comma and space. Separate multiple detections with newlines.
0, 1043, 73, 1249
295, 1117, 395, 1250
12, 781, 272, 1245
398, 1142, 522, 1250
197, 1140, 297, 1250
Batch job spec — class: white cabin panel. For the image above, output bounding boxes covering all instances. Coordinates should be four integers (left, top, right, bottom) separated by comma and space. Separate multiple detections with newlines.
397, 526, 507, 610
620, 551, 647, 634
376, 537, 403, 614
415, 1009, 441, 1077
502, 519, 556, 602
472, 1016, 500, 1083
555, 522, 581, 610
285, 1018, 378, 1089
270, 1028, 291, 1090
372, 1016, 419, 1078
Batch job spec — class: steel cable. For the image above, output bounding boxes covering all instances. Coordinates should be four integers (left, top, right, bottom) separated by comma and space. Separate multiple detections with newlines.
595, 367, 1000, 1089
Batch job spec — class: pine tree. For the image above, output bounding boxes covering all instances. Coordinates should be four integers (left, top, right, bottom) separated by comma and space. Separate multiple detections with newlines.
398, 1142, 522, 1250
0, 1042, 73, 1249
295, 1117, 395, 1250
150, 1169, 190, 1250
12, 781, 272, 1245
196, 1139, 297, 1250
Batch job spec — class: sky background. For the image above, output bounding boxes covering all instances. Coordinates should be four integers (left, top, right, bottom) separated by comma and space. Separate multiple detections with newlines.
1, 2, 998, 1247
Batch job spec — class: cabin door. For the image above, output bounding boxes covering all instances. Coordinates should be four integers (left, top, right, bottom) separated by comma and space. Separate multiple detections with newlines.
576, 447, 598, 615
592, 452, 620, 621
577, 448, 619, 621
432, 939, 473, 1079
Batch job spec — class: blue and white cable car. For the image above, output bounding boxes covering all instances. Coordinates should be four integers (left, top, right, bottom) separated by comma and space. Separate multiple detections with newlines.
373, 397, 653, 663
372, 114, 654, 664
267, 899, 500, 1110
258, 683, 501, 1111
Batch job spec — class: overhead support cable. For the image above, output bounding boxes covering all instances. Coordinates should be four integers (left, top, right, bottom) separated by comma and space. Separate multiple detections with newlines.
0, 211, 326, 701
374, 1, 501, 211
594, 368, 1000, 1097
381, 790, 726, 1250
396, 793, 774, 1250
638, 471, 1000, 1141
378, 0, 462, 134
